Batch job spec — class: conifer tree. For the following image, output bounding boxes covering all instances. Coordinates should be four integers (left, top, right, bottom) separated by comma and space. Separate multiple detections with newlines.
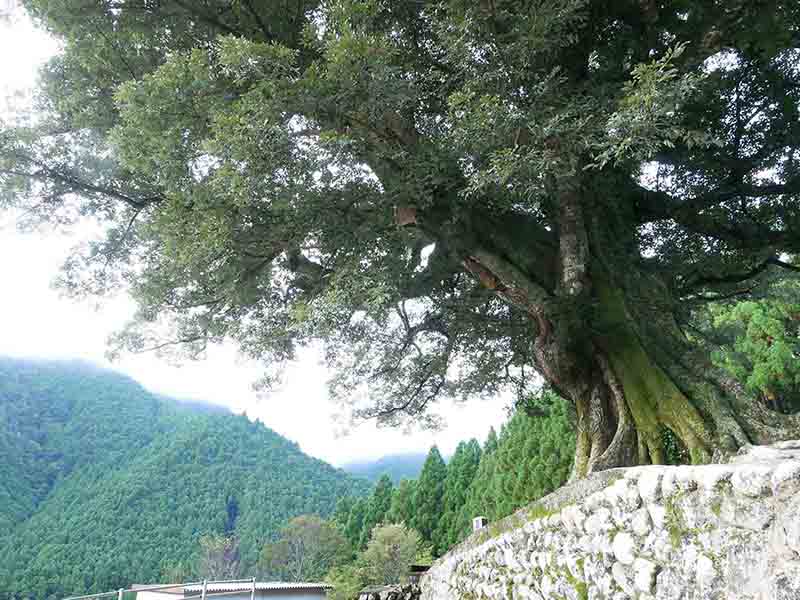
709, 274, 800, 414
452, 395, 574, 543
386, 479, 417, 527
358, 474, 394, 549
411, 446, 447, 547
484, 428, 499, 455
455, 432, 500, 536
434, 440, 481, 552
332, 496, 356, 529
344, 498, 368, 551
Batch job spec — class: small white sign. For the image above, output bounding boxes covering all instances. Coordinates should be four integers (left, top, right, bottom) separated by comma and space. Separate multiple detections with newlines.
472, 516, 488, 531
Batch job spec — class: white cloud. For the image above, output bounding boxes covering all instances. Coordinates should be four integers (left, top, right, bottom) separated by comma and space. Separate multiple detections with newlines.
0, 8, 59, 107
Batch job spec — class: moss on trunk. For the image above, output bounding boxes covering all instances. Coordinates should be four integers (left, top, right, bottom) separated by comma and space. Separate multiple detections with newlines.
567, 280, 719, 478
596, 281, 712, 464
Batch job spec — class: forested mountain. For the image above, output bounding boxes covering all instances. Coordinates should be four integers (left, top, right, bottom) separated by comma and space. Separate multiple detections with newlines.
0, 358, 368, 600
342, 453, 429, 484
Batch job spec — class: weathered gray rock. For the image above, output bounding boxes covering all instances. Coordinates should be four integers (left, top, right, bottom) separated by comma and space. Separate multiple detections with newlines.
420, 440, 800, 600
612, 532, 636, 565
630, 508, 651, 537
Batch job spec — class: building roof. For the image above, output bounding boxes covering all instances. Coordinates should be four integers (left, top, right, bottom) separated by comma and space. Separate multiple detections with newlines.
183, 583, 333, 593
130, 585, 184, 595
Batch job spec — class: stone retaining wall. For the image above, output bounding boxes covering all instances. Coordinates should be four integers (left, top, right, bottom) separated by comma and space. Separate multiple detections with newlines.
419, 441, 800, 600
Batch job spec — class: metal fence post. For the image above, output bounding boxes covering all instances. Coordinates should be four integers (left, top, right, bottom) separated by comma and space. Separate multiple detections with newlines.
201, 580, 207, 600
250, 577, 255, 600
117, 589, 124, 600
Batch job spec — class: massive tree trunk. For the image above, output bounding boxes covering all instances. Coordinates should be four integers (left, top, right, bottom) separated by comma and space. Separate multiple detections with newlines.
528, 281, 704, 477
530, 268, 800, 479
441, 181, 800, 479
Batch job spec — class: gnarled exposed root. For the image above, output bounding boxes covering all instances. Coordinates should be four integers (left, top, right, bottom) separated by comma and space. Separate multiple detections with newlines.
593, 353, 637, 471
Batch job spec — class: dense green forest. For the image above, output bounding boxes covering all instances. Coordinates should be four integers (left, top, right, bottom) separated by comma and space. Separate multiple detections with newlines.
0, 358, 369, 599
333, 391, 575, 558
0, 356, 577, 598
295, 392, 576, 597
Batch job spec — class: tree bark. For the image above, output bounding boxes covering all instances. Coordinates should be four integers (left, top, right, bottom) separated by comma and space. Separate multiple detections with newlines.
447, 185, 800, 479
530, 270, 800, 478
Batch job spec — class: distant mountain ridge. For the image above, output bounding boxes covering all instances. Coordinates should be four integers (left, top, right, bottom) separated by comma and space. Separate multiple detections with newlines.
155, 393, 233, 415
343, 452, 433, 483
0, 357, 369, 599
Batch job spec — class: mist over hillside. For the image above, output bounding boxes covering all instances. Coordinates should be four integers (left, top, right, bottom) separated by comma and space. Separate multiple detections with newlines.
343, 452, 437, 483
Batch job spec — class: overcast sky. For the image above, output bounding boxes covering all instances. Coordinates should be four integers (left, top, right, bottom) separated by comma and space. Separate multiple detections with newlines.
0, 7, 509, 466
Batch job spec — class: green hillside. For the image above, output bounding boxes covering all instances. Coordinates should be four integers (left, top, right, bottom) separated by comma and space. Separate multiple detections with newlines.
0, 358, 368, 600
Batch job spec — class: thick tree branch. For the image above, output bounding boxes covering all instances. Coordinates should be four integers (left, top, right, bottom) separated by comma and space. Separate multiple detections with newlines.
680, 255, 792, 292
287, 250, 328, 293
0, 165, 162, 210
171, 0, 243, 36
634, 182, 800, 251
240, 0, 275, 43
636, 176, 800, 223
463, 246, 553, 317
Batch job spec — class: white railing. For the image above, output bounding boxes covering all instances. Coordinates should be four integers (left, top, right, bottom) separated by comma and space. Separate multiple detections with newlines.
62, 578, 259, 600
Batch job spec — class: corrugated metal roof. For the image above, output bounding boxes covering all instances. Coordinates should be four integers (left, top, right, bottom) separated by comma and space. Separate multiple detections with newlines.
184, 583, 332, 592
130, 585, 184, 595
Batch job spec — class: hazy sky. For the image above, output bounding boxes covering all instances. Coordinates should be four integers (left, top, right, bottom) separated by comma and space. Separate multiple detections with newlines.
0, 7, 509, 465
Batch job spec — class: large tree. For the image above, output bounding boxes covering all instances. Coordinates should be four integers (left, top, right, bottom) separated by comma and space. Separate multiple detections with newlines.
360, 523, 428, 586
709, 274, 800, 413
2, 0, 800, 477
385, 478, 417, 529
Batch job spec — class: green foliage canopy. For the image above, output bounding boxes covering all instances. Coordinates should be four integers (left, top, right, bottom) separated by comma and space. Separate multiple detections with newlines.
709, 276, 800, 413
434, 439, 481, 553
385, 478, 417, 529
3, 0, 800, 474
358, 474, 394, 549
334, 392, 574, 558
